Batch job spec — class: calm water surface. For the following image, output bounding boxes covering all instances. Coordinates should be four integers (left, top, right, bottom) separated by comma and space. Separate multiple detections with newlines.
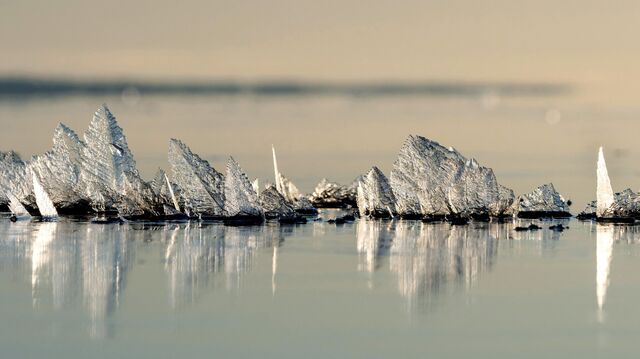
0, 213, 638, 358
2, 94, 640, 357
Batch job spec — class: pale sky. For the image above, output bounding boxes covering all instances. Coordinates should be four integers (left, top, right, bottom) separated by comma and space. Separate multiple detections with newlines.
2, 0, 640, 104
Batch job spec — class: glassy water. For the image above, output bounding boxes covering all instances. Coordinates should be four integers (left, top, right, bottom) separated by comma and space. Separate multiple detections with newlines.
1, 214, 639, 358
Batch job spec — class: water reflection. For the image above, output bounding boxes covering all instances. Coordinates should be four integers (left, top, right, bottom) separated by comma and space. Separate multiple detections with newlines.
357, 220, 501, 312
164, 224, 225, 309
82, 225, 135, 339
596, 225, 614, 323
356, 220, 394, 275
31, 222, 56, 306
592, 224, 640, 323
162, 224, 290, 307
0, 221, 293, 339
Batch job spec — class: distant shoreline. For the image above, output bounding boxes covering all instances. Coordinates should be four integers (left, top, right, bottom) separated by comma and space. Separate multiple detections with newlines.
0, 76, 570, 99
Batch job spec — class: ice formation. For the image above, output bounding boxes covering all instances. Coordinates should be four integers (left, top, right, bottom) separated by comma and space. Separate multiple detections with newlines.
597, 147, 615, 217
28, 123, 87, 213
309, 178, 358, 208
149, 169, 177, 212
515, 183, 571, 217
165, 173, 181, 212
168, 139, 225, 217
0, 111, 602, 224
271, 146, 316, 214
81, 105, 139, 210
259, 185, 296, 219
577, 200, 597, 219
591, 147, 640, 221
0, 151, 30, 207
7, 192, 31, 219
223, 157, 262, 218
580, 188, 640, 221
356, 166, 396, 218
32, 173, 58, 218
389, 135, 512, 218
272, 146, 302, 202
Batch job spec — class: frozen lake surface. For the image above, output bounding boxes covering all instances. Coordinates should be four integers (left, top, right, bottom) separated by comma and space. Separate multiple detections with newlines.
1, 213, 639, 358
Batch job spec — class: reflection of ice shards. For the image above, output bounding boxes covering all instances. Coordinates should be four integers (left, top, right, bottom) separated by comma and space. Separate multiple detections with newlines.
82, 225, 134, 339
389, 222, 498, 312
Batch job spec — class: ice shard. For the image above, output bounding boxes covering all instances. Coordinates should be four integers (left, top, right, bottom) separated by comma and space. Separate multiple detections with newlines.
271, 146, 302, 201
310, 178, 358, 208
150, 169, 172, 206
604, 189, 640, 220
168, 139, 225, 217
389, 135, 510, 218
447, 158, 501, 217
271, 146, 317, 214
28, 123, 89, 213
597, 147, 615, 218
259, 185, 296, 219
356, 166, 396, 218
515, 183, 571, 218
7, 192, 31, 219
80, 105, 158, 216
0, 151, 30, 207
593, 147, 640, 221
493, 185, 516, 217
32, 173, 58, 218
80, 105, 134, 209
223, 157, 263, 218
577, 200, 597, 220
150, 168, 182, 214
114, 174, 162, 218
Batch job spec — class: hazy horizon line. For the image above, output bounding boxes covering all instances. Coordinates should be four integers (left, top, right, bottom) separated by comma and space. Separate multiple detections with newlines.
0, 75, 571, 99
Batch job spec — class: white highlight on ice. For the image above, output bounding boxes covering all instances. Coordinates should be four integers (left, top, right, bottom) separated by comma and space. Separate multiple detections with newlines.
596, 146, 614, 218
7, 192, 31, 219
272, 145, 282, 194
164, 173, 180, 212
32, 173, 58, 218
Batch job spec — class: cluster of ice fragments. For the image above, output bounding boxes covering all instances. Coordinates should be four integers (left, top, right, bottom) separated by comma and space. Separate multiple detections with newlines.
0, 105, 308, 223
355, 135, 570, 220
1, 105, 575, 223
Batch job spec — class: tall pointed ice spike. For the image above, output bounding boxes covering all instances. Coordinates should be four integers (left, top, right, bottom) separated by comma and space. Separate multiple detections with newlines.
32, 173, 58, 218
597, 146, 615, 218
270, 145, 302, 203
272, 145, 282, 194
